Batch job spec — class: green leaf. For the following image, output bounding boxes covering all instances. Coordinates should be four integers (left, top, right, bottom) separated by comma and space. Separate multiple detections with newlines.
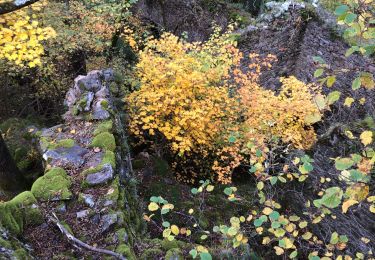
161, 208, 170, 214
189, 249, 198, 259
269, 211, 280, 221
352, 77, 361, 90
272, 221, 281, 228
335, 5, 349, 16
330, 232, 339, 244
200, 252, 212, 260
191, 188, 198, 194
335, 158, 354, 170
254, 218, 263, 227
315, 187, 343, 209
345, 46, 359, 57
162, 221, 170, 227
289, 250, 298, 259
227, 227, 238, 236
224, 187, 233, 196
326, 91, 341, 105
270, 176, 278, 185
274, 228, 286, 238
344, 13, 357, 24
314, 68, 324, 78
229, 136, 236, 143
326, 76, 336, 87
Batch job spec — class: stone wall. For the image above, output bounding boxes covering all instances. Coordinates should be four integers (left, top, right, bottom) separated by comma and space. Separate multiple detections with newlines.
0, 69, 144, 259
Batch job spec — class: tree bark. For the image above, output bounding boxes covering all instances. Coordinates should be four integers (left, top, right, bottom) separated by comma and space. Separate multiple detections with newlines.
0, 132, 25, 192
0, 0, 41, 15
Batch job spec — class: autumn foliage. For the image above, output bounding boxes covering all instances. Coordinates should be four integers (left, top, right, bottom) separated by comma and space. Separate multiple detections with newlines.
127, 29, 325, 183
0, 0, 56, 67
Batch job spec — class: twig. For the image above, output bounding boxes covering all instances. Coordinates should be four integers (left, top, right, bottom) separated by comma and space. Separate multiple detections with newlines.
50, 212, 127, 260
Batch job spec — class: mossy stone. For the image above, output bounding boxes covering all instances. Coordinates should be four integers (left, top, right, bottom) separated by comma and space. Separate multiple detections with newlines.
0, 191, 42, 235
48, 139, 75, 150
103, 150, 116, 168
94, 120, 113, 136
31, 167, 72, 201
90, 132, 116, 151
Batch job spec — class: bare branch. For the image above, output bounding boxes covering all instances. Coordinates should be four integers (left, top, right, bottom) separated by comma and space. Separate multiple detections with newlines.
49, 213, 127, 260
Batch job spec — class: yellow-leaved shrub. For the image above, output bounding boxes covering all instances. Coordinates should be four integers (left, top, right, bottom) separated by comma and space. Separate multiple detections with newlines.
127, 30, 324, 184
0, 0, 56, 67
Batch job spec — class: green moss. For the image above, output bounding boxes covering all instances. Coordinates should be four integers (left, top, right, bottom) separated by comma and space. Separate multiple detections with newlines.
116, 228, 128, 243
90, 132, 116, 151
31, 167, 72, 201
48, 139, 75, 150
101, 100, 109, 109
14, 248, 28, 259
0, 191, 42, 235
105, 178, 120, 201
103, 150, 116, 168
94, 120, 113, 136
161, 239, 179, 251
78, 97, 87, 109
165, 248, 183, 260
0, 236, 12, 248
140, 248, 163, 259
116, 244, 136, 260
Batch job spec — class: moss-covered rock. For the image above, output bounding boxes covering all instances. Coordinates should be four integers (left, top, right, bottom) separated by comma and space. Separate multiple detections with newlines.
102, 150, 116, 168
0, 191, 42, 235
31, 167, 72, 201
94, 120, 113, 136
90, 132, 116, 151
49, 138, 75, 150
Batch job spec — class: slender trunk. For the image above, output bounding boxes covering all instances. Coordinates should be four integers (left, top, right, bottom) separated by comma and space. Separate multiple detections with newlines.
0, 132, 25, 192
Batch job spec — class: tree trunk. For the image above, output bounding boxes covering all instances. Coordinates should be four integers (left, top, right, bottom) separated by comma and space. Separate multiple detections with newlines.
0, 132, 25, 192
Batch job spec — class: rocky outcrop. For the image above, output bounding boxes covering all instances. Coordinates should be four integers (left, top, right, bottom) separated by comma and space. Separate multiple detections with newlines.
0, 69, 144, 259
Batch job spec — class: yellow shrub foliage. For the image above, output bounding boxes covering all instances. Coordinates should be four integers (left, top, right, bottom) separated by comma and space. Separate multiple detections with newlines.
127, 31, 324, 183
0, 0, 56, 67
127, 29, 241, 156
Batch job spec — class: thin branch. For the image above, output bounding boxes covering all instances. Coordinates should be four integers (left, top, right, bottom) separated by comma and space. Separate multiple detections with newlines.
49, 213, 127, 260
0, 0, 41, 15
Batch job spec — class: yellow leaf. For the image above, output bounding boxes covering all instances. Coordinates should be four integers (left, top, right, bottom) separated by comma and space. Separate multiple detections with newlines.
188, 208, 194, 214
342, 199, 358, 213
262, 236, 271, 245
206, 185, 214, 192
344, 97, 355, 107
274, 246, 284, 255
262, 207, 273, 215
360, 131, 373, 146
148, 202, 159, 211
370, 205, 375, 213
171, 225, 179, 235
